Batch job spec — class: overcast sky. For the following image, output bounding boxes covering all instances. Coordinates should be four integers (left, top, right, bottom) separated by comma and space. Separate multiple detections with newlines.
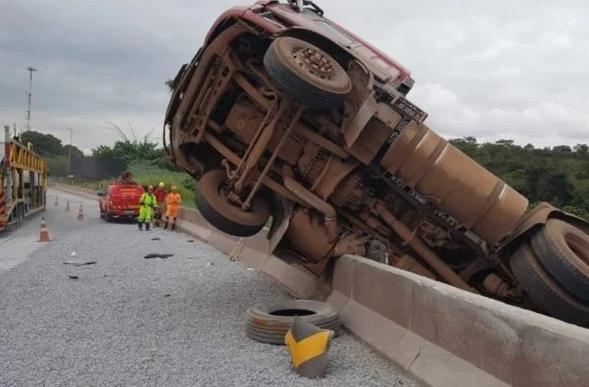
1, 0, 588, 153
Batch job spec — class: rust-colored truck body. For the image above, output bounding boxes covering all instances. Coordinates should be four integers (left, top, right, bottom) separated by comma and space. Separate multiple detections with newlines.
164, 0, 589, 326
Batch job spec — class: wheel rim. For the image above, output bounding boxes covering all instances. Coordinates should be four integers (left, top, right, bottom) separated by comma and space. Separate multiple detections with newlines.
565, 233, 589, 266
198, 170, 270, 227
294, 47, 335, 82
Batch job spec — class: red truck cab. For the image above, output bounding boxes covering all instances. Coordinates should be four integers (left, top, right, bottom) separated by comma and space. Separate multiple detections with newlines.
97, 174, 144, 222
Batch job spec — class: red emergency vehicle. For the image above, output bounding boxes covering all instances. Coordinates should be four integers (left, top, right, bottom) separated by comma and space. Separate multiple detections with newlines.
97, 172, 145, 222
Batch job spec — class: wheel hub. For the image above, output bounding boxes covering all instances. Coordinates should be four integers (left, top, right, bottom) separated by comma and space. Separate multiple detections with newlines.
294, 47, 334, 80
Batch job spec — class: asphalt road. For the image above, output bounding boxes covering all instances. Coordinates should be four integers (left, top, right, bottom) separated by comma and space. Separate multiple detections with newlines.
0, 188, 422, 387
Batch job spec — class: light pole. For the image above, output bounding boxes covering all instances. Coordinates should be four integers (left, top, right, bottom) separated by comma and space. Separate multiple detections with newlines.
66, 127, 73, 178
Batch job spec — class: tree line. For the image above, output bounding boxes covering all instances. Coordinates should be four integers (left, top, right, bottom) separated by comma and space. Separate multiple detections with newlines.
449, 137, 589, 220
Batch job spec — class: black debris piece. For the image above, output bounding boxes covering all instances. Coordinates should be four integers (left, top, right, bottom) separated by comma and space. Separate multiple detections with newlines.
63, 261, 97, 266
164, 294, 171, 297
187, 240, 194, 243
144, 253, 174, 260
68, 275, 79, 280
151, 237, 161, 241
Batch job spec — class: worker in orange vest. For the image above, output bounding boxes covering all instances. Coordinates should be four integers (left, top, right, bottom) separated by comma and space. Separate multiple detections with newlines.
164, 185, 182, 230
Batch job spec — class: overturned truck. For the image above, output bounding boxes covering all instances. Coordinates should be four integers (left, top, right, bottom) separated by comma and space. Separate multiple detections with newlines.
164, 0, 589, 326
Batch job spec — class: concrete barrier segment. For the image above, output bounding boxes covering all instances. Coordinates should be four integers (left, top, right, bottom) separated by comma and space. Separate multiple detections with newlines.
331, 254, 589, 387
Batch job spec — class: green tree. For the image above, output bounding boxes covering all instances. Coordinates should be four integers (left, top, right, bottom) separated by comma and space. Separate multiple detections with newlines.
62, 144, 84, 159
20, 131, 63, 156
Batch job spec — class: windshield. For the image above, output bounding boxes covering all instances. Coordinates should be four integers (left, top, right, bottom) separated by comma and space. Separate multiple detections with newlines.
297, 8, 356, 46
312, 19, 355, 46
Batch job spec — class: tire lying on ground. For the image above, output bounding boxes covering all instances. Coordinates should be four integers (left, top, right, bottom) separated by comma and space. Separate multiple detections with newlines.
510, 242, 589, 326
530, 218, 589, 305
245, 300, 340, 345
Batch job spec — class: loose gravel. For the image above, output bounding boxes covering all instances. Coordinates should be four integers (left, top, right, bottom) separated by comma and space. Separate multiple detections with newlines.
0, 189, 422, 387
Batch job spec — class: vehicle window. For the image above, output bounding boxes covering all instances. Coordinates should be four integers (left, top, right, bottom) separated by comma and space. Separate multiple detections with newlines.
261, 12, 286, 28
312, 19, 355, 46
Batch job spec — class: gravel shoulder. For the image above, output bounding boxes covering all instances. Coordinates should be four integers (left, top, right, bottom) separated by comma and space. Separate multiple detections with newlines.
0, 189, 422, 387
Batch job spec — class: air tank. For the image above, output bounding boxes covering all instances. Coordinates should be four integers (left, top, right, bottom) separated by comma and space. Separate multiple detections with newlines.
380, 121, 528, 244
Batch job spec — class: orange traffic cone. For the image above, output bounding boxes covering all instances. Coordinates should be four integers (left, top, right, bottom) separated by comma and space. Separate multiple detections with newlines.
65, 200, 70, 212
54, 196, 59, 206
39, 217, 50, 242
77, 205, 84, 221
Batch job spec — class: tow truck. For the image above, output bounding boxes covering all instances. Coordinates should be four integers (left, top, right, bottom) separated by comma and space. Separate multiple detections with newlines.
0, 125, 47, 231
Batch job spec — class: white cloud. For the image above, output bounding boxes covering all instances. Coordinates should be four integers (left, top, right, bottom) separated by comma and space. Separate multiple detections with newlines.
0, 0, 588, 151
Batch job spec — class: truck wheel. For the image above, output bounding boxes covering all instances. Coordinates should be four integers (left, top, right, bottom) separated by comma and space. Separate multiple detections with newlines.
195, 169, 271, 237
263, 36, 352, 110
530, 218, 589, 304
510, 243, 589, 325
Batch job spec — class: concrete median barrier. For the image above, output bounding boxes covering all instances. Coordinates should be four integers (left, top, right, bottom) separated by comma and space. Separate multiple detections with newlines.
52, 184, 589, 387
327, 255, 589, 387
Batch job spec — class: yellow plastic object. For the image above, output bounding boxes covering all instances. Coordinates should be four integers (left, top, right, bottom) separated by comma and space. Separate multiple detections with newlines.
284, 316, 333, 378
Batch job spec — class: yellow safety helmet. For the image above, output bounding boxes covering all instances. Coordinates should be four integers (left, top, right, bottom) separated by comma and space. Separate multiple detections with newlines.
158, 182, 165, 188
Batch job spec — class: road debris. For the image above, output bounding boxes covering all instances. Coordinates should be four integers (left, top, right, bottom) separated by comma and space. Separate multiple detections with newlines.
245, 300, 340, 345
63, 261, 97, 266
68, 275, 79, 280
143, 253, 174, 259
285, 316, 334, 379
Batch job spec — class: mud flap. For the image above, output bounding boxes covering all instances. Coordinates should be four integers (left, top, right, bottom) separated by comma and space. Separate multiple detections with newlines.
266, 195, 293, 254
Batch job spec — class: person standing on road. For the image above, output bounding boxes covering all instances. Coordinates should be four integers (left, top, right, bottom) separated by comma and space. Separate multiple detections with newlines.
153, 182, 167, 227
138, 185, 157, 231
164, 185, 182, 231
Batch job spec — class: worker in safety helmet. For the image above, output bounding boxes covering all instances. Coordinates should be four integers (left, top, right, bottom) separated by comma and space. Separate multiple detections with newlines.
153, 182, 167, 227
164, 185, 182, 231
138, 185, 157, 231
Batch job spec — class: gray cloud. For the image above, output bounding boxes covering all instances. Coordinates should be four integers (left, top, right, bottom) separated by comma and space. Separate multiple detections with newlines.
0, 0, 587, 152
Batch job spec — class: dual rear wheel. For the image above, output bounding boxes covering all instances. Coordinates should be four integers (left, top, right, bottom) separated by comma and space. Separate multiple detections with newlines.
510, 218, 589, 325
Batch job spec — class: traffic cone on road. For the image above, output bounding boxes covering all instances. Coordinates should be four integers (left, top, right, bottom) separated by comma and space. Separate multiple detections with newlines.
77, 205, 84, 221
39, 217, 50, 242
65, 200, 70, 212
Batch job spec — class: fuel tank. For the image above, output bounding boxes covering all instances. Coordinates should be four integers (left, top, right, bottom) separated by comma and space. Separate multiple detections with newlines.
379, 121, 528, 244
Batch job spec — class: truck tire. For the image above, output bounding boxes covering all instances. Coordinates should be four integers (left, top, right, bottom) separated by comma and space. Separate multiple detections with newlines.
530, 218, 589, 304
263, 36, 352, 110
510, 242, 589, 325
244, 300, 340, 345
194, 169, 270, 237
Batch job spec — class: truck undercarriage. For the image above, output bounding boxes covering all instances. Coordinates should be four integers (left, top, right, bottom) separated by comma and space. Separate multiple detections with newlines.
164, 10, 589, 327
